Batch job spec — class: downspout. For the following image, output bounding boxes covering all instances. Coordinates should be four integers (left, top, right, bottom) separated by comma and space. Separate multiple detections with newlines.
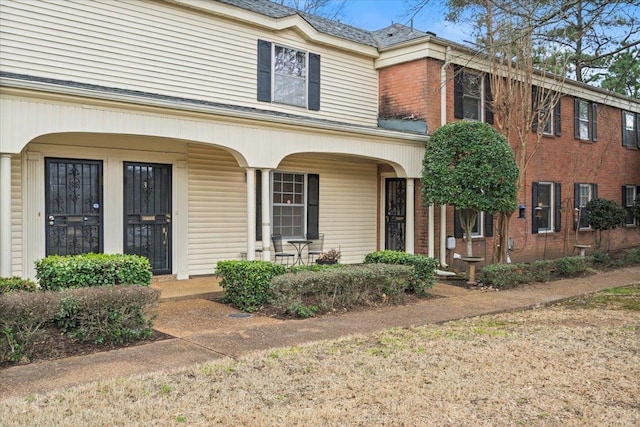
438, 46, 452, 268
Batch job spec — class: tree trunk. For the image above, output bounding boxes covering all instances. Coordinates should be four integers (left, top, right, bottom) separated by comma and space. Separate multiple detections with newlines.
492, 212, 513, 263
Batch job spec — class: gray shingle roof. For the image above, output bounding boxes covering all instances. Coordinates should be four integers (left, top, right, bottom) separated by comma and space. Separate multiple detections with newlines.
217, 0, 425, 48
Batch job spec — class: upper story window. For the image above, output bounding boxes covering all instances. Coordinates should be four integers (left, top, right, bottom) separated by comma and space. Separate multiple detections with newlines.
453, 65, 494, 124
622, 111, 640, 148
575, 183, 598, 229
532, 87, 561, 137
623, 185, 639, 226
574, 99, 598, 142
257, 40, 320, 111
532, 182, 561, 234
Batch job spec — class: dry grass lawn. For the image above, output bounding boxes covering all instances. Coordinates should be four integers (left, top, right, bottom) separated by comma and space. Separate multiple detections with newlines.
1, 286, 639, 426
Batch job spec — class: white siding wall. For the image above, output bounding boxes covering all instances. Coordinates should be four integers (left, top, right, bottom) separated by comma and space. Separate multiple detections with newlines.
11, 154, 22, 277
187, 145, 378, 275
0, 0, 378, 126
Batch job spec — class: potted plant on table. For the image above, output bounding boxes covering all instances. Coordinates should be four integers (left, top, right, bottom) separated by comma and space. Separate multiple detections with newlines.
316, 248, 341, 265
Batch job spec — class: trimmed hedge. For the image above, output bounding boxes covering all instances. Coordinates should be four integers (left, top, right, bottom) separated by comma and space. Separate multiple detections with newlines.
0, 285, 158, 364
363, 250, 438, 296
270, 264, 415, 318
480, 256, 590, 288
35, 253, 152, 291
215, 260, 287, 312
0, 276, 38, 294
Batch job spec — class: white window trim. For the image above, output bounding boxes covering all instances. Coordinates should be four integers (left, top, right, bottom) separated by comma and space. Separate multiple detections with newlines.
462, 71, 484, 122
466, 211, 485, 238
623, 111, 636, 147
624, 185, 637, 227
577, 183, 593, 230
577, 99, 590, 140
271, 171, 308, 239
537, 182, 554, 233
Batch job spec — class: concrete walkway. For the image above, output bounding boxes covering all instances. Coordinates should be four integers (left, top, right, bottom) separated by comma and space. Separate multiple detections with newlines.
1, 267, 639, 400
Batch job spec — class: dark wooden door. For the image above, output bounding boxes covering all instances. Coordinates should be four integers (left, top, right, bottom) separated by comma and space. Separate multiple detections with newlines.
385, 178, 406, 251
124, 162, 172, 275
45, 158, 103, 256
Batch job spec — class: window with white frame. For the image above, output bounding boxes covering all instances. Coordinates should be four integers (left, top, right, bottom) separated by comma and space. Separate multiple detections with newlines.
535, 183, 553, 232
623, 185, 638, 226
622, 111, 638, 148
462, 72, 482, 121
576, 100, 590, 140
470, 212, 484, 237
272, 172, 306, 238
575, 182, 597, 229
273, 45, 307, 108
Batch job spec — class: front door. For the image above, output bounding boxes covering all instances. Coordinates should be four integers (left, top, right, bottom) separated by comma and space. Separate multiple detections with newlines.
385, 178, 406, 251
124, 162, 172, 275
45, 158, 103, 256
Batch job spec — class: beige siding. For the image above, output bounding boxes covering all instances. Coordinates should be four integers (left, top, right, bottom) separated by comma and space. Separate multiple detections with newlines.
0, 0, 378, 126
187, 144, 247, 276
11, 154, 23, 277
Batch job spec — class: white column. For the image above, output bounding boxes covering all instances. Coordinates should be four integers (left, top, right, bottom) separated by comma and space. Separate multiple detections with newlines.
175, 160, 189, 279
246, 168, 256, 260
25, 151, 44, 279
405, 178, 415, 254
0, 154, 12, 277
428, 203, 435, 258
261, 169, 271, 261
440, 204, 448, 268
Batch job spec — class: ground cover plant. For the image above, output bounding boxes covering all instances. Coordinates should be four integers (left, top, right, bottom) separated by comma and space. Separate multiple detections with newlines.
1, 284, 638, 426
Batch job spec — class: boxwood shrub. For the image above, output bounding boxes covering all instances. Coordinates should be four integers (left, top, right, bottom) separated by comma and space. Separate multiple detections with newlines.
270, 264, 415, 318
215, 260, 287, 312
35, 253, 152, 291
363, 250, 438, 296
0, 276, 38, 294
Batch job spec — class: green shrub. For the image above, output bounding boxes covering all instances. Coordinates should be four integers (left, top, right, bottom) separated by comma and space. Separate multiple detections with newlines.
363, 250, 438, 296
527, 260, 554, 283
623, 246, 640, 265
270, 264, 414, 317
555, 256, 587, 277
288, 263, 347, 274
0, 291, 61, 363
35, 253, 152, 291
479, 263, 527, 289
0, 276, 38, 294
215, 260, 287, 312
589, 250, 610, 266
54, 285, 159, 345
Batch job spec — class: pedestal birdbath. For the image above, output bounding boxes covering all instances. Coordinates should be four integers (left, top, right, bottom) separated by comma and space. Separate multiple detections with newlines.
461, 256, 484, 286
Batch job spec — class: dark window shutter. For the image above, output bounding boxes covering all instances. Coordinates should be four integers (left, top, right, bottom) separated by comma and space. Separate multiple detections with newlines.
453, 208, 463, 238
484, 213, 493, 237
591, 103, 598, 141
574, 183, 581, 210
592, 183, 598, 199
622, 185, 628, 207
256, 170, 262, 240
554, 97, 561, 136
308, 53, 321, 111
531, 86, 539, 132
484, 74, 494, 125
636, 113, 640, 148
257, 40, 272, 102
306, 174, 319, 239
554, 182, 562, 232
454, 65, 464, 119
574, 98, 581, 139
532, 182, 539, 234
621, 110, 628, 146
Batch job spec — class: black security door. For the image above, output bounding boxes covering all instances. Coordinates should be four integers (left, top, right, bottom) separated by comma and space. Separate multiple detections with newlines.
45, 158, 103, 256
124, 163, 172, 275
385, 178, 406, 251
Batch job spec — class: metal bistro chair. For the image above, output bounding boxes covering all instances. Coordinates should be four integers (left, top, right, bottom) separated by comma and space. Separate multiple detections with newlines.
271, 234, 294, 267
307, 233, 324, 264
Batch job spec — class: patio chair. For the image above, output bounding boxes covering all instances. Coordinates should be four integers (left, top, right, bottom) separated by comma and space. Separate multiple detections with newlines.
307, 233, 324, 264
271, 234, 294, 266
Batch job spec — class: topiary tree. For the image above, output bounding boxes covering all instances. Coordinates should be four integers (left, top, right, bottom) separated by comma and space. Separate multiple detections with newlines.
421, 121, 519, 257
584, 198, 627, 250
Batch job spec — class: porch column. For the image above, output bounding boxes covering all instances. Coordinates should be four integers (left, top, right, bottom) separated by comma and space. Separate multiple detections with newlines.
405, 178, 415, 254
245, 168, 256, 260
440, 205, 448, 267
428, 204, 435, 258
0, 154, 12, 277
261, 169, 271, 261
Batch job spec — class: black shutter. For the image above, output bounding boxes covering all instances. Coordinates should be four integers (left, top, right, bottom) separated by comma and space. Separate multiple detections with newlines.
574, 183, 581, 210
531, 86, 539, 132
484, 74, 494, 124
574, 98, 581, 139
592, 183, 598, 199
453, 208, 463, 238
554, 182, 562, 232
591, 103, 598, 142
308, 53, 321, 111
532, 182, 539, 234
484, 213, 493, 237
554, 96, 561, 136
306, 174, 319, 239
454, 65, 464, 119
257, 40, 272, 102
256, 170, 262, 241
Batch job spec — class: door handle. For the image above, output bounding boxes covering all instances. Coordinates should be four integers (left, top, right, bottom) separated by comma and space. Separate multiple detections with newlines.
162, 227, 167, 245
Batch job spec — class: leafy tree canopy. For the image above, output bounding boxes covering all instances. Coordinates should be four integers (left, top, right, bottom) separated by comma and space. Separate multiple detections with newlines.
421, 121, 519, 214
585, 198, 627, 231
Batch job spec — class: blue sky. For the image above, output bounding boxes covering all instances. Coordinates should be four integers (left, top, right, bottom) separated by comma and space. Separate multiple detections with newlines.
336, 0, 468, 43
